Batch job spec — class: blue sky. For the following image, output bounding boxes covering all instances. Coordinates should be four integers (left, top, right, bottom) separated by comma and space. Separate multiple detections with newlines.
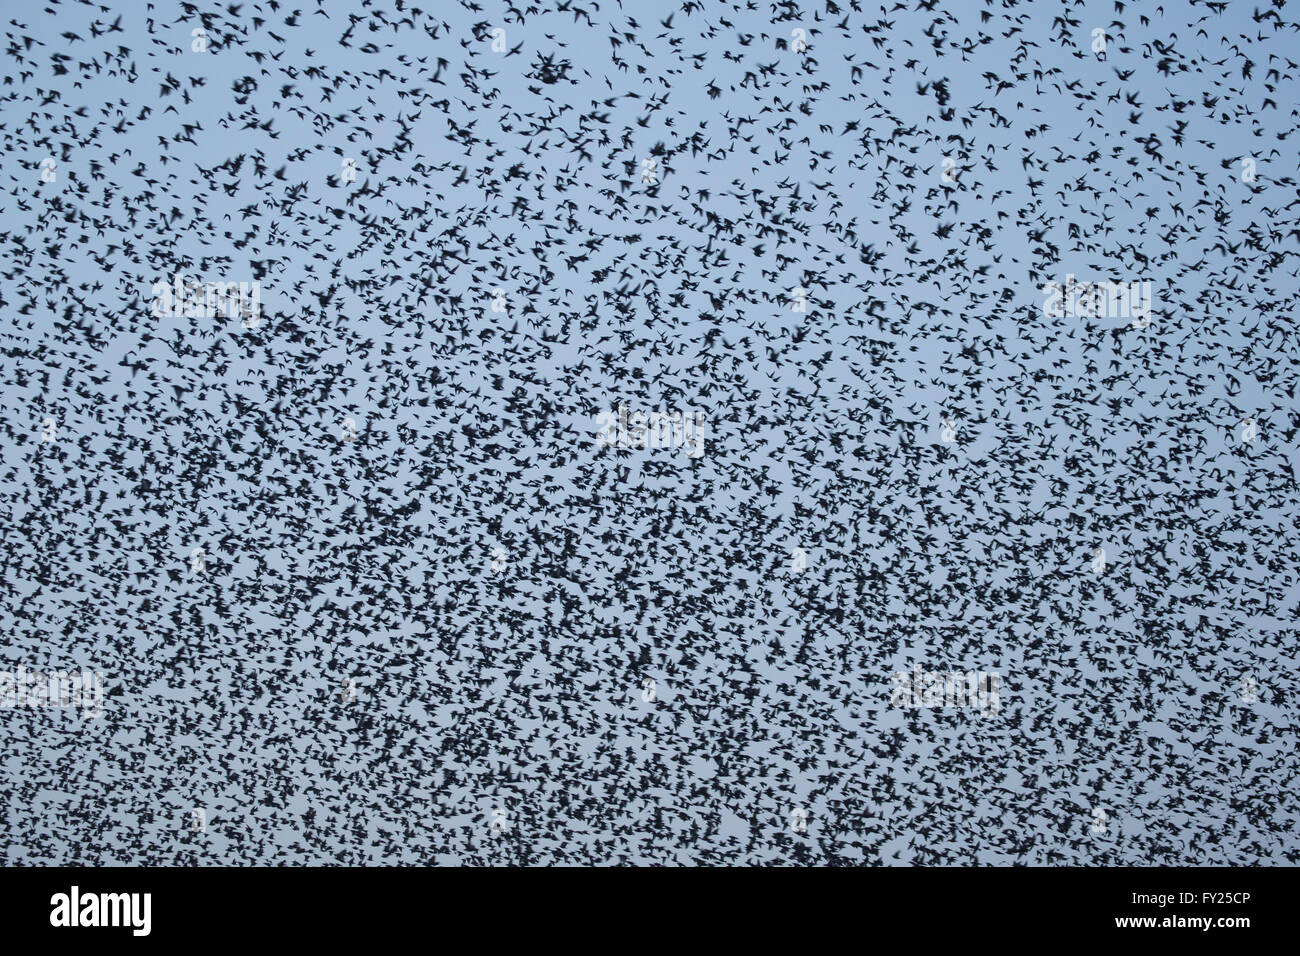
0, 0, 1296, 864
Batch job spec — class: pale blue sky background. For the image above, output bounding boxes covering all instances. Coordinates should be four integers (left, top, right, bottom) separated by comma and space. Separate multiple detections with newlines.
0, 0, 1296, 864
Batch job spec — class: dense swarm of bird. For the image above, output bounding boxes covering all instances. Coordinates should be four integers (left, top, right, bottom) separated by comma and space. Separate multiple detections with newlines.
0, 0, 1297, 865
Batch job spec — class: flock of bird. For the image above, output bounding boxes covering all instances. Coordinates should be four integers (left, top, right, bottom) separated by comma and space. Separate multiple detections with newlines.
0, 0, 1297, 864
